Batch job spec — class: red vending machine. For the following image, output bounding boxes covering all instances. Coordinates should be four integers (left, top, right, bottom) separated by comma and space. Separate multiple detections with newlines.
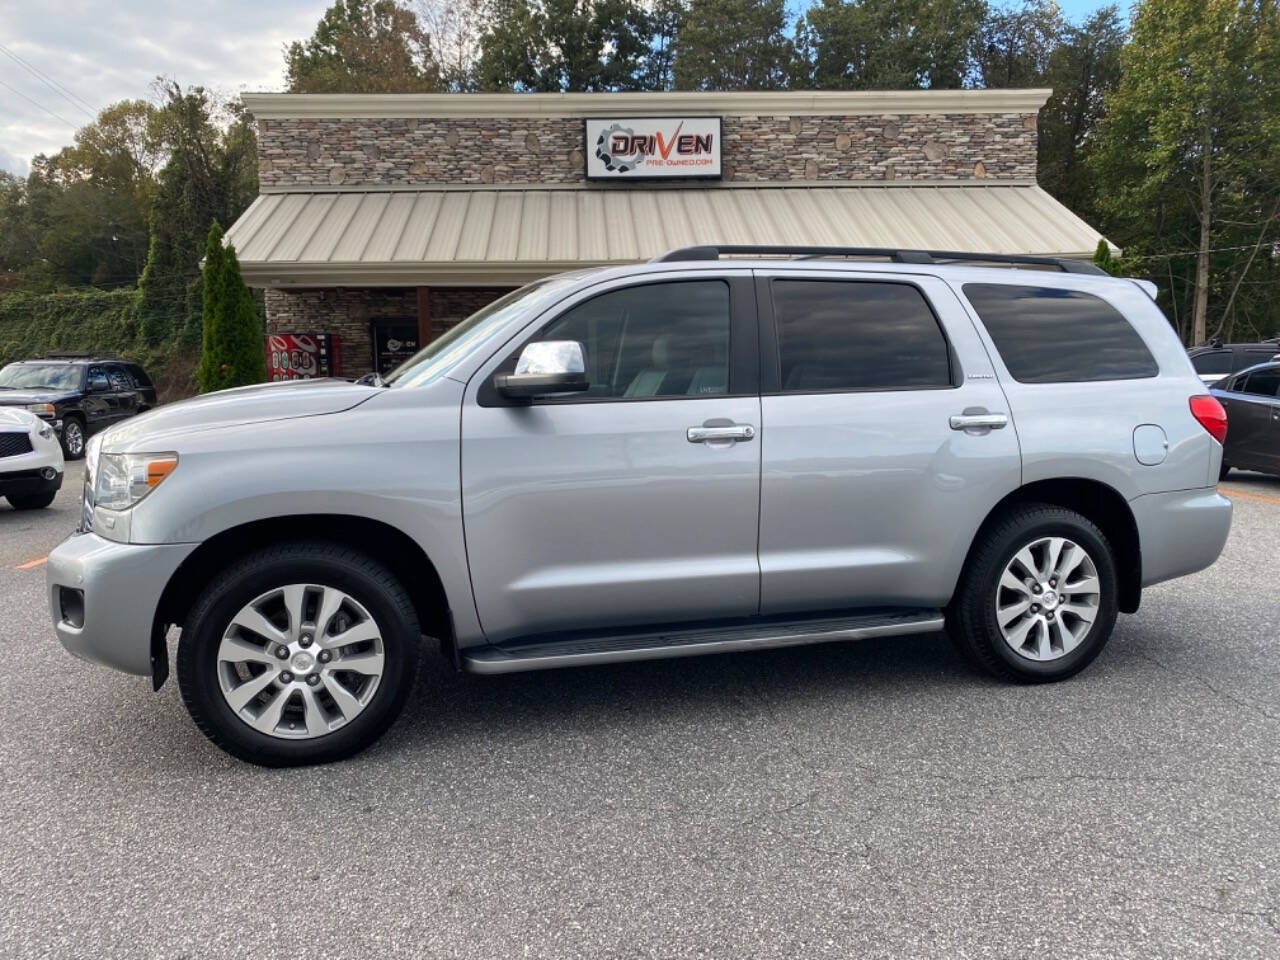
265, 334, 342, 381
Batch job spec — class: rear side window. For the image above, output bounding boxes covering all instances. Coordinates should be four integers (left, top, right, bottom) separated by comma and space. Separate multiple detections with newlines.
1192, 351, 1233, 375
964, 284, 1158, 383
127, 364, 154, 388
771, 280, 952, 392
1240, 368, 1280, 398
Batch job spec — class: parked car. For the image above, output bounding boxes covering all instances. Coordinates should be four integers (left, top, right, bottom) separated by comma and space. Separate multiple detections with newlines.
0, 355, 158, 460
1187, 338, 1280, 386
0, 406, 64, 510
47, 246, 1232, 766
1211, 360, 1280, 478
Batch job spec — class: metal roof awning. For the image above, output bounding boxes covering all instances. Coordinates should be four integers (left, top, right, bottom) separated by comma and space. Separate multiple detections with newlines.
225, 182, 1110, 288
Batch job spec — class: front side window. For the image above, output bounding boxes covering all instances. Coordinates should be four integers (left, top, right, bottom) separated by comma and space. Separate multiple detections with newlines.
964, 283, 1158, 384
770, 280, 952, 392
530, 280, 731, 400
1192, 351, 1233, 375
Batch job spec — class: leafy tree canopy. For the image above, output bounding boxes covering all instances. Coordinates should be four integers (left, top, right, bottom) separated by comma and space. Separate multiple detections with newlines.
286, 0, 442, 92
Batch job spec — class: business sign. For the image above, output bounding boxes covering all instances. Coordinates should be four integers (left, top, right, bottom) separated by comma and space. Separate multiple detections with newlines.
265, 333, 341, 381
370, 320, 420, 376
585, 117, 722, 180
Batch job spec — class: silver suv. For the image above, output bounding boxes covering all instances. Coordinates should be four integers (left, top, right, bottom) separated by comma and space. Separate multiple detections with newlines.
47, 246, 1234, 766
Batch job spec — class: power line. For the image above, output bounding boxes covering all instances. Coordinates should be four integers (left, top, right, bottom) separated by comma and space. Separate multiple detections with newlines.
0, 76, 78, 131
0, 42, 96, 119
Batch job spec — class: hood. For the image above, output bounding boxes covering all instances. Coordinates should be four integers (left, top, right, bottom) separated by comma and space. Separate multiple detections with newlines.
100, 378, 381, 451
0, 389, 77, 406
0, 406, 41, 430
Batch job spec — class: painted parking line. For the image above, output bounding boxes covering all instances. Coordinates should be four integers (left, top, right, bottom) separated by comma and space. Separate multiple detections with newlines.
1219, 486, 1280, 507
13, 556, 48, 570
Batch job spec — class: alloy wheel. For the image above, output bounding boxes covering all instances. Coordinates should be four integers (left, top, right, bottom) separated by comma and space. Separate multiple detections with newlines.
64, 420, 84, 457
216, 584, 386, 739
994, 536, 1101, 662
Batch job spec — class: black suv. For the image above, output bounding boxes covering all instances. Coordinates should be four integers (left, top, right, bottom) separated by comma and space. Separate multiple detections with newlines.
0, 355, 158, 459
1188, 338, 1280, 385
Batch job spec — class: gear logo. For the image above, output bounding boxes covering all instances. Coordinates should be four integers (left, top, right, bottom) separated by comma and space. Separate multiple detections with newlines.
594, 123, 645, 174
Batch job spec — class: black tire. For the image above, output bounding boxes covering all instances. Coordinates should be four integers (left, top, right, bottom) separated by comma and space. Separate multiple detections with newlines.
6, 491, 56, 510
61, 415, 86, 460
1219, 460, 1231, 481
948, 503, 1119, 684
177, 541, 421, 767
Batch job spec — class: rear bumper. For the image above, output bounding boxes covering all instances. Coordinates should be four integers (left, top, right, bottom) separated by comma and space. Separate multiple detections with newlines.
47, 533, 196, 676
1131, 487, 1233, 588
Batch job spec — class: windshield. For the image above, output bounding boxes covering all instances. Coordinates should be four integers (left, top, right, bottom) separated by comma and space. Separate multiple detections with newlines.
0, 363, 81, 391
386, 277, 578, 389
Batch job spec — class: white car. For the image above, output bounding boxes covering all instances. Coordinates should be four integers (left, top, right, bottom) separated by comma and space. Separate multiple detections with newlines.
0, 407, 64, 510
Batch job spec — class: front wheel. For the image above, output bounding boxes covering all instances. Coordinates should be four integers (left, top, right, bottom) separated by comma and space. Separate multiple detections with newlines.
177, 542, 421, 766
6, 491, 56, 510
61, 416, 85, 460
949, 504, 1119, 683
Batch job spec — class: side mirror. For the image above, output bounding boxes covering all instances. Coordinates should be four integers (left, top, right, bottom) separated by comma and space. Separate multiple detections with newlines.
494, 341, 589, 399
88, 375, 110, 393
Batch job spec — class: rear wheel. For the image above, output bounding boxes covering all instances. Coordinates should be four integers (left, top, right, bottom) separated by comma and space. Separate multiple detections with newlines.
949, 504, 1119, 683
177, 541, 420, 766
6, 491, 56, 510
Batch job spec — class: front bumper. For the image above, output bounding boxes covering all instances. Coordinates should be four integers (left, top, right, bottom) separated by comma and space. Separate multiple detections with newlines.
1131, 486, 1233, 588
47, 532, 197, 676
0, 467, 62, 498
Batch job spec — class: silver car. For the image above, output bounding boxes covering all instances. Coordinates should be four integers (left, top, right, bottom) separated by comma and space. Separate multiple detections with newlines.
47, 246, 1233, 766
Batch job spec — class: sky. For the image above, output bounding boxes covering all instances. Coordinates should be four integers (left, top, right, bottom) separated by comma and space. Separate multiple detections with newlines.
0, 0, 1120, 178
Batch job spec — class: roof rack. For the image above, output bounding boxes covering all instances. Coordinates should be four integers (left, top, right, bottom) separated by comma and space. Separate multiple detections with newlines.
650, 244, 1107, 276
42, 352, 119, 361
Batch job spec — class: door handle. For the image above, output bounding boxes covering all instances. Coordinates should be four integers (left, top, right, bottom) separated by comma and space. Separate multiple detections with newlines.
688, 424, 755, 443
949, 413, 1008, 431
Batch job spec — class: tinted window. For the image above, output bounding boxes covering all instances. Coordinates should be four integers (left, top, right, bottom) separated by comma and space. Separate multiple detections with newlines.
771, 280, 951, 392
964, 284, 1158, 383
108, 366, 132, 390
533, 281, 731, 400
1241, 368, 1280, 398
126, 364, 154, 389
1192, 351, 1233, 375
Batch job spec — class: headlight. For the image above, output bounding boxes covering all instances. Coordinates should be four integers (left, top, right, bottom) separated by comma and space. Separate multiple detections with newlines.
26, 403, 55, 417
93, 452, 179, 511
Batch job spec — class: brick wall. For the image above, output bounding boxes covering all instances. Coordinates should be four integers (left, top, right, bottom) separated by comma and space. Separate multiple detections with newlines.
265, 286, 513, 377
256, 113, 1037, 189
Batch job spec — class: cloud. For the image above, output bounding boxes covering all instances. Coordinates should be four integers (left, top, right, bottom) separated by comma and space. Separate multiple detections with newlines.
0, 0, 325, 166
0, 144, 29, 176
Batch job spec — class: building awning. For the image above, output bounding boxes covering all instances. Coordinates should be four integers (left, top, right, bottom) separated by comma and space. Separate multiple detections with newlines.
225, 182, 1110, 288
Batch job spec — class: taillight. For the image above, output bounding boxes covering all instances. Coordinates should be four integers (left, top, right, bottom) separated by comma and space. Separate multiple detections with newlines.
1189, 395, 1228, 444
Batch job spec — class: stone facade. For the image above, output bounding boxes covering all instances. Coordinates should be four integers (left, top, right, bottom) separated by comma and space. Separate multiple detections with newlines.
265, 286, 513, 376
256, 113, 1037, 189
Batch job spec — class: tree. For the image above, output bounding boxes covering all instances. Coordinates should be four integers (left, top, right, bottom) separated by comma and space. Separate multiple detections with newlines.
1037, 6, 1125, 222
974, 1, 1065, 89
198, 222, 266, 393
286, 0, 442, 93
1093, 0, 1280, 344
475, 0, 656, 91
674, 0, 794, 90
796, 0, 987, 90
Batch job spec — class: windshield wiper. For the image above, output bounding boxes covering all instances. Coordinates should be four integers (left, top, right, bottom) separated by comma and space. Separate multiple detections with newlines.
355, 372, 387, 388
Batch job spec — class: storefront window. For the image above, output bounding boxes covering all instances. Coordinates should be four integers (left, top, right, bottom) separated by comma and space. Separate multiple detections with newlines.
387, 278, 577, 389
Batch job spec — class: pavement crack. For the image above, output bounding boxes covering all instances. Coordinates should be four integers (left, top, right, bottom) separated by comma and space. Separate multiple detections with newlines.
1134, 649, 1279, 721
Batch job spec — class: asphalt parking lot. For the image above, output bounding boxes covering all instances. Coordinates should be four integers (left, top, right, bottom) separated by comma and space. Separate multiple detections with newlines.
1, 474, 1278, 959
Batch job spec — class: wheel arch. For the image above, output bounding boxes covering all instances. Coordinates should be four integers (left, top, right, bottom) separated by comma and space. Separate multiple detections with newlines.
960, 478, 1142, 614
155, 515, 457, 665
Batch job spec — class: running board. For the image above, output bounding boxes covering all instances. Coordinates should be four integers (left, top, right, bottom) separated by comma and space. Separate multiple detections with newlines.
462, 609, 944, 675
